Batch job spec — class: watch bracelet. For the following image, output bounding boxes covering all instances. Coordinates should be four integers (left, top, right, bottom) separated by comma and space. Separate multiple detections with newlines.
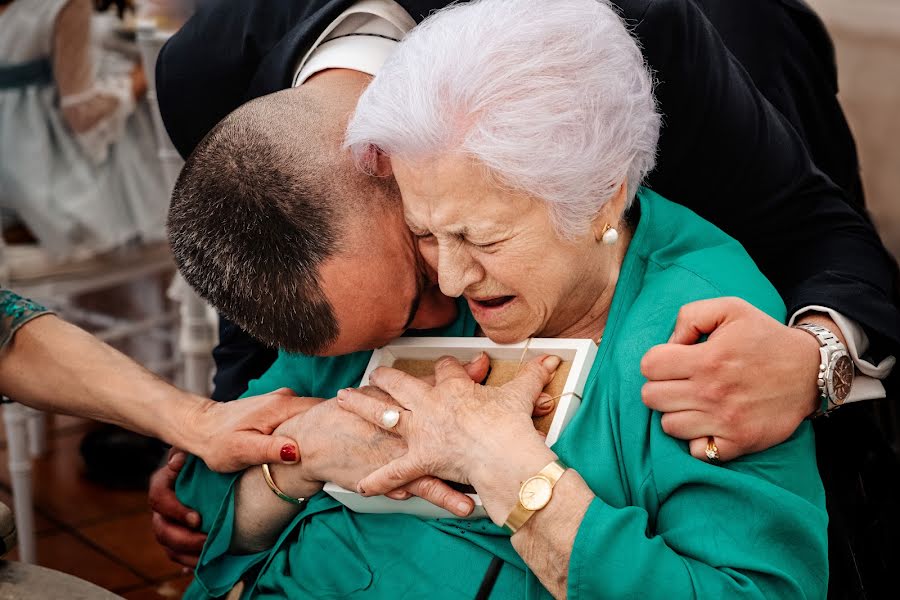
504, 459, 568, 534
793, 323, 847, 418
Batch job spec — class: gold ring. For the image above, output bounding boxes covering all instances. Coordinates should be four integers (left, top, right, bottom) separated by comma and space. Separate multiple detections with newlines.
705, 436, 720, 463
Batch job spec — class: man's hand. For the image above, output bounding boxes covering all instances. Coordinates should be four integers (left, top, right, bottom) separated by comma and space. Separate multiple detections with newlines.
640, 297, 826, 462
149, 449, 206, 568
181, 388, 320, 472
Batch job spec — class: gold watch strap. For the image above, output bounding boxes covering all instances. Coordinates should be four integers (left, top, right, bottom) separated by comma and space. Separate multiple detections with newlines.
504, 459, 568, 534
261, 464, 308, 506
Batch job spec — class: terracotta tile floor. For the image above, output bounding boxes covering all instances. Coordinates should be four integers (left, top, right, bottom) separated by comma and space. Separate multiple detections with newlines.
0, 413, 193, 598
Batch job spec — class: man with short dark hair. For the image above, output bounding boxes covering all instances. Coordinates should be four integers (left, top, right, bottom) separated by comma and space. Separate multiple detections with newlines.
169, 78, 455, 355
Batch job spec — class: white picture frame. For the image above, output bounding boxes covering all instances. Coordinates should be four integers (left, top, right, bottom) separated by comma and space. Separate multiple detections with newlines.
324, 336, 597, 520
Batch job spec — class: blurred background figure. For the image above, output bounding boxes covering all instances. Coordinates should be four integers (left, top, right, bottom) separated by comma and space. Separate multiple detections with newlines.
131, 0, 193, 31
0, 0, 209, 595
0, 0, 188, 494
0, 0, 167, 259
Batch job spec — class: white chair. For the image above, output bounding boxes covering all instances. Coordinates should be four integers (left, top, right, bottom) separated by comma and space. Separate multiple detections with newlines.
1, 242, 181, 565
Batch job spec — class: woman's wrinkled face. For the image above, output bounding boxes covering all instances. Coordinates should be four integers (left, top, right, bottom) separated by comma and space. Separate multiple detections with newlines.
392, 154, 610, 343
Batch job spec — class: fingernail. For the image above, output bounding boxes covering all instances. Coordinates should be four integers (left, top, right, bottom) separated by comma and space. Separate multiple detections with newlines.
457, 500, 471, 514
280, 444, 298, 463
538, 393, 553, 408
182, 567, 191, 575
357, 485, 366, 496
542, 355, 561, 371
168, 453, 177, 466
187, 512, 200, 528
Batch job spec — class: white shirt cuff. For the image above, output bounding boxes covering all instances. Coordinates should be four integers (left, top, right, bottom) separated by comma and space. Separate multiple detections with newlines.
294, 35, 400, 86
790, 305, 896, 403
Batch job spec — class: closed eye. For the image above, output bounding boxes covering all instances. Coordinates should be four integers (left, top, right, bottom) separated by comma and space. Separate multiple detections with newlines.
468, 238, 501, 249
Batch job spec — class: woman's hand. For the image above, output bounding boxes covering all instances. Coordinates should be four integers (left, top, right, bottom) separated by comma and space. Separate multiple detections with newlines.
179, 388, 319, 472
268, 392, 477, 517
336, 355, 561, 522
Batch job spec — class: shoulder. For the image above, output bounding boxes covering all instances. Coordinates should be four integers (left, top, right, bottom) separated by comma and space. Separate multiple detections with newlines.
613, 0, 695, 31
602, 190, 784, 378
636, 188, 784, 319
629, 191, 785, 329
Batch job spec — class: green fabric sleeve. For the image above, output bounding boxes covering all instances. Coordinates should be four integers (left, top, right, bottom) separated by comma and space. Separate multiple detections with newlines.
176, 460, 262, 598
176, 349, 369, 597
567, 425, 827, 599
566, 197, 827, 598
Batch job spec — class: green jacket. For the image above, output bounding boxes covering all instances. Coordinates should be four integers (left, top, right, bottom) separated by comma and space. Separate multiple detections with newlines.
177, 189, 828, 599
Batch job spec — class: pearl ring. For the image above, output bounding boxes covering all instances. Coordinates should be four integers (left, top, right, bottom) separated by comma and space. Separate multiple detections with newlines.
381, 409, 401, 429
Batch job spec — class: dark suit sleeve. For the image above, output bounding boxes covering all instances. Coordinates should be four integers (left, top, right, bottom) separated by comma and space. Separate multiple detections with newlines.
627, 0, 899, 362
210, 317, 278, 402
694, 0, 866, 212
156, 0, 354, 159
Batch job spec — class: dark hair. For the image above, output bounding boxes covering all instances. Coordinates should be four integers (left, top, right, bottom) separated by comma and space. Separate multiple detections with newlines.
168, 90, 373, 354
93, 0, 128, 18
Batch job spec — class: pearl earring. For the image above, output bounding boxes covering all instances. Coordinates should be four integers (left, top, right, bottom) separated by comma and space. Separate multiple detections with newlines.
601, 224, 619, 245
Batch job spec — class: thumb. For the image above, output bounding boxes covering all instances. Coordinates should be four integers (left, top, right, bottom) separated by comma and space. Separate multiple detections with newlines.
502, 355, 560, 409
167, 448, 188, 474
463, 352, 491, 384
210, 435, 300, 473
669, 298, 741, 345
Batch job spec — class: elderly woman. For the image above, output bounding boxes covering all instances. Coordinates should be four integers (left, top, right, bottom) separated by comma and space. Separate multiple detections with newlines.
175, 0, 827, 597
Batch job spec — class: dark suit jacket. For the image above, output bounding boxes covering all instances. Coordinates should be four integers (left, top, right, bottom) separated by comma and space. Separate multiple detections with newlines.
157, 2, 900, 594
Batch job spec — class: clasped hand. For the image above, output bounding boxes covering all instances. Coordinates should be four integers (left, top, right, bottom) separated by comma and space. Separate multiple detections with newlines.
336, 353, 561, 521
640, 297, 826, 462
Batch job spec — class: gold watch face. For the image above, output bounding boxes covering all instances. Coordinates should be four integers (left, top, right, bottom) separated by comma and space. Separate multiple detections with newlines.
830, 355, 854, 404
519, 475, 553, 511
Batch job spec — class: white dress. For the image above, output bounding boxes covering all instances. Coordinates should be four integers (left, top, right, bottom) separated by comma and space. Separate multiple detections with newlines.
0, 0, 168, 258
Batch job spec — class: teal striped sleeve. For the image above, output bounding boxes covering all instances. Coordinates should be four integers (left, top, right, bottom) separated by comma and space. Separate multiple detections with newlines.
0, 289, 52, 350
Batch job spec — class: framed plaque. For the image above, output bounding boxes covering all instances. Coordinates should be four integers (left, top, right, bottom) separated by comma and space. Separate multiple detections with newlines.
324, 337, 597, 519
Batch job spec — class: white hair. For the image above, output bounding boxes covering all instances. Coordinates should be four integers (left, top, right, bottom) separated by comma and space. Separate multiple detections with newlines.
345, 0, 661, 239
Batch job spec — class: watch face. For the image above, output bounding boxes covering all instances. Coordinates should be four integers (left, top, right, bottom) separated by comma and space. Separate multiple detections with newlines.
519, 476, 553, 511
829, 355, 854, 404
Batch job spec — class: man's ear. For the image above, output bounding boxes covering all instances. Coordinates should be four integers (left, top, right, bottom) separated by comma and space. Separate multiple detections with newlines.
358, 144, 393, 177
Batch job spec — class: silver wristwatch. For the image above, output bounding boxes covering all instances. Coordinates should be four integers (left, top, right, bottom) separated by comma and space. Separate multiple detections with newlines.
793, 323, 855, 417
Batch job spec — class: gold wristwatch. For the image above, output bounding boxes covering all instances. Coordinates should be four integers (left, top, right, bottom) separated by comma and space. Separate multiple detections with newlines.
504, 459, 568, 534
